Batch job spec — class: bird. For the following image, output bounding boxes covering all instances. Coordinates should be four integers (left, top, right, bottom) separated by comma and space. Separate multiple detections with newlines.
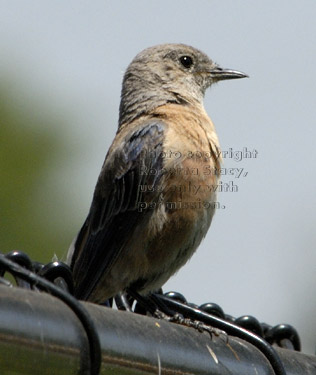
67, 43, 247, 304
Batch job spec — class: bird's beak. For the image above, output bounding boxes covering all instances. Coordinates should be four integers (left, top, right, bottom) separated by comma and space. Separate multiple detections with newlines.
209, 66, 248, 81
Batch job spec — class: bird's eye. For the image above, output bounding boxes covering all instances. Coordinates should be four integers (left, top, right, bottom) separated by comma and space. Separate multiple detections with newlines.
179, 55, 193, 69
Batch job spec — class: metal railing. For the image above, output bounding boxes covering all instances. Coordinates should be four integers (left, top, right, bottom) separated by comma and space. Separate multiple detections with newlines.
0, 284, 316, 375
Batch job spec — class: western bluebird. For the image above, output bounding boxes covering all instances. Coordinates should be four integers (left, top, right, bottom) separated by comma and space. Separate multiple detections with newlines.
67, 43, 247, 303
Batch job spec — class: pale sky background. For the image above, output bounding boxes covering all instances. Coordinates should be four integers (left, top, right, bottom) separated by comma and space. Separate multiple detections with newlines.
1, 1, 315, 354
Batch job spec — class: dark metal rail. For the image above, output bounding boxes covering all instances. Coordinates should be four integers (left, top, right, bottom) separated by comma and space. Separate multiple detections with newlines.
0, 285, 315, 375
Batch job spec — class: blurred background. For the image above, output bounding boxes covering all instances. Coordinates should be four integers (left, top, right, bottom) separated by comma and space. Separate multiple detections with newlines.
1, 1, 315, 354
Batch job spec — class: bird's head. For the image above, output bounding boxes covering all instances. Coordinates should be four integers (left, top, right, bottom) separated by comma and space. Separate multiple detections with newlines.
119, 44, 247, 125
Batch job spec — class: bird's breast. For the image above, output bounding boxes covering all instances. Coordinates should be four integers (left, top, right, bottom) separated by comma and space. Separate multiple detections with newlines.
139, 103, 221, 285
156, 102, 221, 209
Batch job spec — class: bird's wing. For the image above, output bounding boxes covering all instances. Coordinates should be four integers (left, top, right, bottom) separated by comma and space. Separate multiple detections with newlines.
70, 120, 166, 300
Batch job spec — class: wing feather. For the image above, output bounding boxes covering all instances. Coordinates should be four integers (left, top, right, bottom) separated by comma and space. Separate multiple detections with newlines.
70, 120, 166, 300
